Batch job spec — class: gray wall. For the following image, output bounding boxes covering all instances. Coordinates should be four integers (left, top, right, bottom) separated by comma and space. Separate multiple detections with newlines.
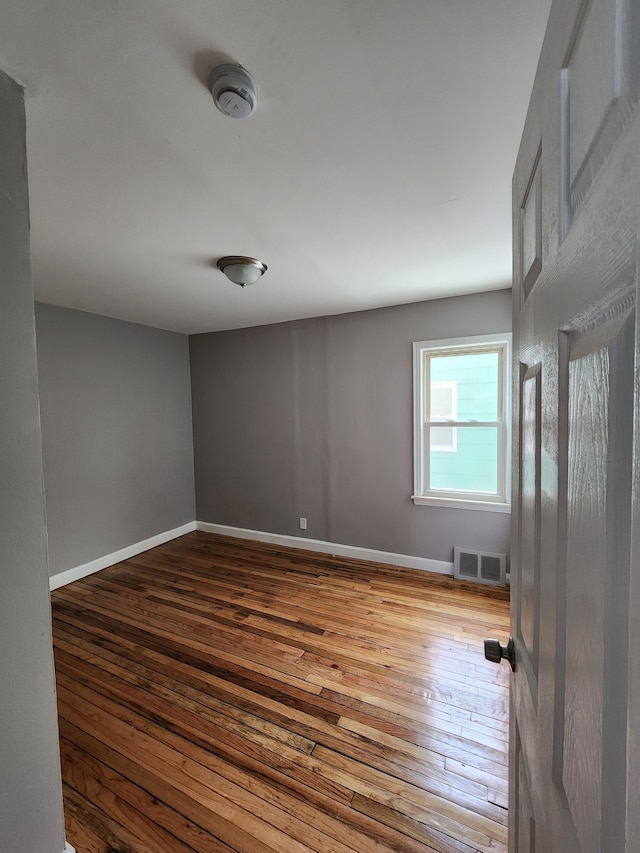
0, 71, 66, 853
190, 289, 511, 563
36, 304, 195, 577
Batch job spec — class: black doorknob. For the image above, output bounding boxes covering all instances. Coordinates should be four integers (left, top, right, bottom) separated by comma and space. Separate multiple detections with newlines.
484, 637, 516, 672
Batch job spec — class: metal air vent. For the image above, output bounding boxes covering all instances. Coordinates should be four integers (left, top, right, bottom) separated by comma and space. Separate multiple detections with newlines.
454, 548, 506, 587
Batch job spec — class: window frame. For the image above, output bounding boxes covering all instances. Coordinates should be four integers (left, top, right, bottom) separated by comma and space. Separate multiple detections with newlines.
412, 332, 512, 513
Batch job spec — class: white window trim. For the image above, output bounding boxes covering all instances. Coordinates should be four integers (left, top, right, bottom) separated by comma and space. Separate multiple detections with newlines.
412, 332, 512, 512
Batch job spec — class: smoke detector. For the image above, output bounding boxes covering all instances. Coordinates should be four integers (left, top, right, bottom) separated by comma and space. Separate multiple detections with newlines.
208, 64, 258, 118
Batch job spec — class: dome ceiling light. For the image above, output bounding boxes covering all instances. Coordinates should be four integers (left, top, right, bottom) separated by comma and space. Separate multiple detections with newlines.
217, 256, 267, 287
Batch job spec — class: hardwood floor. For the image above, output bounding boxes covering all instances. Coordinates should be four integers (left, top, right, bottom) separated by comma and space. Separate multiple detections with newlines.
51, 531, 510, 853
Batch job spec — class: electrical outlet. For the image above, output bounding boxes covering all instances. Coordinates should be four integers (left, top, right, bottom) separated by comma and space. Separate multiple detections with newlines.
299, 517, 307, 530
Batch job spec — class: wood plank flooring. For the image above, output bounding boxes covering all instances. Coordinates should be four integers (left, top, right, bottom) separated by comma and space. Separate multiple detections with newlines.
51, 531, 511, 853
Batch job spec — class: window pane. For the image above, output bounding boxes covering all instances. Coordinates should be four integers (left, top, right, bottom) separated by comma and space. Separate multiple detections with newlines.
430, 351, 499, 421
430, 426, 498, 494
431, 383, 455, 419
431, 425, 456, 452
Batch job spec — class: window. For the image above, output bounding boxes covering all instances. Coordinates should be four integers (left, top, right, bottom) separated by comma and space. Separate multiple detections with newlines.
412, 333, 511, 511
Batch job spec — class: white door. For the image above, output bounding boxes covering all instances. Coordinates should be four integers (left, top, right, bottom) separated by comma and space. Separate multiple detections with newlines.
508, 0, 640, 851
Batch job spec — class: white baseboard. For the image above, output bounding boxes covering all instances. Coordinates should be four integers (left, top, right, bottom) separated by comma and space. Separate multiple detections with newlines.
47, 519, 454, 591
49, 522, 197, 591
64, 843, 76, 853
196, 522, 454, 576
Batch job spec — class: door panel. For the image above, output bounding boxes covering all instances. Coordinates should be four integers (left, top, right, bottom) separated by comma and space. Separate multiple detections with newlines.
554, 305, 634, 853
566, 0, 618, 188
562, 340, 608, 853
563, 0, 640, 219
517, 363, 542, 701
515, 728, 536, 853
511, 0, 640, 850
520, 150, 543, 301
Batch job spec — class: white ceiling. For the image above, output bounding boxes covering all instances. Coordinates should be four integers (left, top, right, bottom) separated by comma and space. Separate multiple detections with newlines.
1, 0, 552, 334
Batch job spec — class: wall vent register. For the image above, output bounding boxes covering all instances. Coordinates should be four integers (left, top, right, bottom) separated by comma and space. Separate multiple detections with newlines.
454, 547, 506, 587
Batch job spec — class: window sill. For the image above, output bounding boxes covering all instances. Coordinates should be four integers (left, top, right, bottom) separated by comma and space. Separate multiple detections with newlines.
411, 495, 511, 513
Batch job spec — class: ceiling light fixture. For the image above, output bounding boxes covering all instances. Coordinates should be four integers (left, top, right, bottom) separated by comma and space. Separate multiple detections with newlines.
217, 256, 267, 287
